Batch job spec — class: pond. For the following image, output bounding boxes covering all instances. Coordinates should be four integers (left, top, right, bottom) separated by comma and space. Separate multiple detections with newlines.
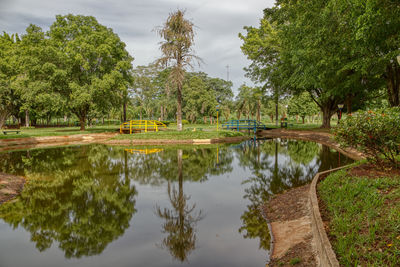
0, 139, 353, 267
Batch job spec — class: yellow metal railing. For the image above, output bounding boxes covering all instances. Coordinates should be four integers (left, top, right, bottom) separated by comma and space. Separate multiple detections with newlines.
125, 148, 163, 155
120, 120, 167, 134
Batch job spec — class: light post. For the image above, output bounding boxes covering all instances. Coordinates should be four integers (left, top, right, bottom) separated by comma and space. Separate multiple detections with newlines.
338, 104, 344, 123
216, 105, 220, 132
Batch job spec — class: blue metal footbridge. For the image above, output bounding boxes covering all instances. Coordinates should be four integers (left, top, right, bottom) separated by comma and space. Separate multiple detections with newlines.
221, 119, 270, 133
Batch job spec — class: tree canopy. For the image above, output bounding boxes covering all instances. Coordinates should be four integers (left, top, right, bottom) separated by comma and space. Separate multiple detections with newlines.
240, 0, 400, 128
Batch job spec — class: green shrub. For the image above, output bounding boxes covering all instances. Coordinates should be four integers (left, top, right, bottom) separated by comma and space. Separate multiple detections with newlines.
334, 107, 400, 168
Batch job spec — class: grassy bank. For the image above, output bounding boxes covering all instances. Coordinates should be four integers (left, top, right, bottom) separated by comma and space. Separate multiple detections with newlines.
319, 169, 400, 266
113, 129, 245, 140
0, 126, 117, 139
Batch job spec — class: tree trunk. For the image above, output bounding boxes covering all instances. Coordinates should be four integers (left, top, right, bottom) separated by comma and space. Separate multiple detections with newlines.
302, 116, 305, 124
160, 105, 164, 121
79, 113, 86, 131
345, 95, 353, 114
321, 105, 335, 128
256, 100, 261, 121
203, 116, 207, 123
25, 110, 29, 127
123, 102, 127, 122
275, 102, 278, 127
177, 85, 183, 131
386, 63, 400, 107
0, 111, 9, 129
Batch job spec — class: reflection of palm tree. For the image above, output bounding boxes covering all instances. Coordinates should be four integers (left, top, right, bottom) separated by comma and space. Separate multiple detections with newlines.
155, 150, 203, 262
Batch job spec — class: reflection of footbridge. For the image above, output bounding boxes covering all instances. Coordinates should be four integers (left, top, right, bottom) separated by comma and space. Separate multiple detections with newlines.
125, 148, 164, 155
120, 120, 167, 134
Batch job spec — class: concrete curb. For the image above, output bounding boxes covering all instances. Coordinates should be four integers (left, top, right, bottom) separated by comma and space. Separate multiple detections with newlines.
309, 165, 352, 267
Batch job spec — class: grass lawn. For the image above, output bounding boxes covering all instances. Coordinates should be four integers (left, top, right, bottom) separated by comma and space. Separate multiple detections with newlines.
0, 125, 118, 139
319, 169, 400, 266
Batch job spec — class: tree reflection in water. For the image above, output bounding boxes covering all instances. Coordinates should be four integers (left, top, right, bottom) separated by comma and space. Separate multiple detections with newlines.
0, 145, 138, 258
155, 149, 204, 262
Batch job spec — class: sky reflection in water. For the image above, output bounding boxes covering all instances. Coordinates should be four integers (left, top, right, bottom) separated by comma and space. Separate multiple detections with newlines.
0, 139, 352, 267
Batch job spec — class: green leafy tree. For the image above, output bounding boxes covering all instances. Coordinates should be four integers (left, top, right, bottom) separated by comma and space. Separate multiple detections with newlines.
156, 9, 200, 131
48, 14, 133, 130
239, 17, 286, 125
333, 0, 400, 107
241, 2, 376, 128
0, 32, 20, 129
15, 24, 67, 126
131, 64, 161, 120
183, 75, 217, 123
236, 84, 256, 120
288, 92, 319, 124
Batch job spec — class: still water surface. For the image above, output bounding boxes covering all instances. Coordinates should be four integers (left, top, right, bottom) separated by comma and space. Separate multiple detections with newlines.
0, 139, 352, 267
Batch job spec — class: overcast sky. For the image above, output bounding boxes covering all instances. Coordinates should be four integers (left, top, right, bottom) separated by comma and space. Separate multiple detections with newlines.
0, 0, 275, 93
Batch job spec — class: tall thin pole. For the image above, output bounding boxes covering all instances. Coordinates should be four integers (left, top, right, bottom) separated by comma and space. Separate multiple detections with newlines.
217, 110, 219, 131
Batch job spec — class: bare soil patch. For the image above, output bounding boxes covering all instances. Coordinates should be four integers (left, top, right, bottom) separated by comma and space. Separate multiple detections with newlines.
264, 185, 310, 222
349, 163, 400, 178
0, 173, 25, 204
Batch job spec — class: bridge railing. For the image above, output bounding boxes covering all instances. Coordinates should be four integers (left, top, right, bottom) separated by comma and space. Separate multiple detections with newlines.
120, 120, 167, 134
222, 119, 267, 132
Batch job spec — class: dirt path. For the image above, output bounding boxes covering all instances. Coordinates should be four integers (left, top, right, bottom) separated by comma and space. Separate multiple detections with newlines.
0, 173, 25, 204
264, 185, 317, 266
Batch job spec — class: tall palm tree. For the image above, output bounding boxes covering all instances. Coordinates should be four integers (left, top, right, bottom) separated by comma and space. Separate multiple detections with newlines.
156, 9, 200, 131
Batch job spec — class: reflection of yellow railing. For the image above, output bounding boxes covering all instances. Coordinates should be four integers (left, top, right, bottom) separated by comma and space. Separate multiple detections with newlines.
125, 148, 164, 155
120, 120, 167, 134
